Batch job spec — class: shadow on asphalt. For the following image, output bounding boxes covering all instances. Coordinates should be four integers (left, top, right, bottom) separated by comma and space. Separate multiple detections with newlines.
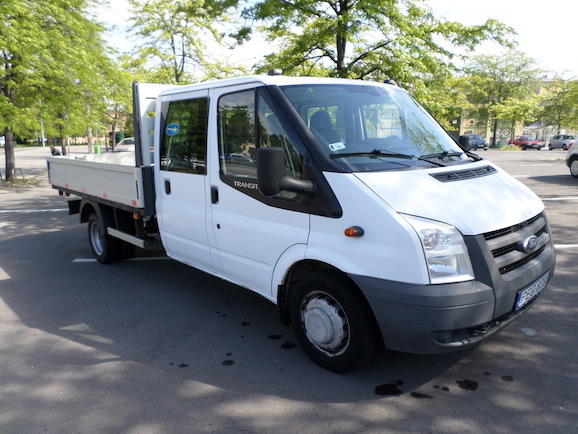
0, 180, 575, 432
0, 209, 477, 404
528, 174, 578, 188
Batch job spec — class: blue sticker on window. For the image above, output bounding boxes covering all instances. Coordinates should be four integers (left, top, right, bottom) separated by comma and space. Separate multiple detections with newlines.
166, 123, 180, 136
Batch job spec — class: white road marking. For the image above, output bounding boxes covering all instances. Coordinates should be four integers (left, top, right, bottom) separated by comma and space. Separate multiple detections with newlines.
542, 197, 578, 201
73, 256, 169, 263
554, 244, 578, 250
0, 209, 68, 213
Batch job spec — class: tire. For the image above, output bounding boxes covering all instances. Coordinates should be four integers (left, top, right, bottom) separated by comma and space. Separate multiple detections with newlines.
570, 159, 578, 178
549, 144, 553, 150
87, 212, 121, 264
289, 270, 379, 373
563, 145, 568, 151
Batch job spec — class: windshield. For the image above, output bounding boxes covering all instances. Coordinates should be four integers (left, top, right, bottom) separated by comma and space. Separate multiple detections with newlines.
281, 84, 467, 171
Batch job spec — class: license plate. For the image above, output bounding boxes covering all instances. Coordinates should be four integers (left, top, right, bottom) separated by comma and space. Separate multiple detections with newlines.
515, 271, 550, 310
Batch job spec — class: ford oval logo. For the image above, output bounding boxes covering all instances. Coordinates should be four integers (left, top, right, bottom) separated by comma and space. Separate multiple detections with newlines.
521, 235, 539, 253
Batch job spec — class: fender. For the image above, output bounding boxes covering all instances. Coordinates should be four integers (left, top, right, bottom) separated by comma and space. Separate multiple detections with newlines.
80, 199, 108, 224
270, 243, 308, 302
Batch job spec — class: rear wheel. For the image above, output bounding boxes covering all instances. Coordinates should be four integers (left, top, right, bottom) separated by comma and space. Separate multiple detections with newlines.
570, 159, 578, 178
88, 213, 121, 264
289, 270, 379, 373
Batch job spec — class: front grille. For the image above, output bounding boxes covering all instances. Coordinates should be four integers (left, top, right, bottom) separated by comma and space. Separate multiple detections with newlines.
483, 213, 550, 275
498, 246, 546, 274
484, 214, 541, 241
430, 165, 497, 182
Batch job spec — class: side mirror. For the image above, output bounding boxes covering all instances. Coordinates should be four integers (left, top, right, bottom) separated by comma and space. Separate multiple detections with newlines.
257, 147, 314, 197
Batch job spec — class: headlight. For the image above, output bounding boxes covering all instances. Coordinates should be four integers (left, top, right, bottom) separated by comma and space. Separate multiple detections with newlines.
402, 214, 474, 284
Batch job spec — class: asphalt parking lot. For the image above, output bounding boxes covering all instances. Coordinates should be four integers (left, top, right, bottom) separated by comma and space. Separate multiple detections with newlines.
1, 147, 577, 433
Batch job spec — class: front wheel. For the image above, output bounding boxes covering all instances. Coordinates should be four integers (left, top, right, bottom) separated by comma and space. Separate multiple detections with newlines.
289, 271, 379, 373
570, 159, 578, 178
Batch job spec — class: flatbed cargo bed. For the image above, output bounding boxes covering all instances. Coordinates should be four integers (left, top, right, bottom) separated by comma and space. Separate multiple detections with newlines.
47, 152, 147, 212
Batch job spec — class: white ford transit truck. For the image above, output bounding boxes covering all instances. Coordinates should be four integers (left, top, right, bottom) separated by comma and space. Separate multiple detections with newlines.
47, 75, 556, 372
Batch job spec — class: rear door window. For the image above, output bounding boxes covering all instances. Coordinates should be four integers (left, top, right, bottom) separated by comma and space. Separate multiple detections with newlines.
160, 98, 208, 174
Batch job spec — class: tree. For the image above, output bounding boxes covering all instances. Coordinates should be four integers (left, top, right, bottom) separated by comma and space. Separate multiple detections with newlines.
99, 60, 133, 150
1, 0, 115, 179
1, 0, 45, 179
540, 77, 578, 134
243, 0, 514, 86
493, 95, 540, 139
128, 0, 240, 83
460, 51, 542, 145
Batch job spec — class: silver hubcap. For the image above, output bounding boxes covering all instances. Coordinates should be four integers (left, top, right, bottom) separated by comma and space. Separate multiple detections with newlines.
90, 220, 104, 256
301, 291, 349, 355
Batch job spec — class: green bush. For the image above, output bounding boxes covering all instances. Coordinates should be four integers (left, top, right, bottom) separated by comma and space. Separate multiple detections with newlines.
499, 144, 520, 151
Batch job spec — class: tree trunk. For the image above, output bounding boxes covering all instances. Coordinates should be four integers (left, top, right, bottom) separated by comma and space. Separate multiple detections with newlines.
3, 128, 16, 181
58, 127, 66, 155
492, 118, 499, 147
3, 75, 17, 180
336, 34, 346, 77
111, 123, 117, 151
87, 126, 94, 154
335, 1, 349, 78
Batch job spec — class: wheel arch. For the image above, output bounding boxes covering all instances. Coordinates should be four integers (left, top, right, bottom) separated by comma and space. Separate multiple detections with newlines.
80, 200, 134, 234
79, 200, 114, 225
276, 259, 379, 338
80, 200, 97, 223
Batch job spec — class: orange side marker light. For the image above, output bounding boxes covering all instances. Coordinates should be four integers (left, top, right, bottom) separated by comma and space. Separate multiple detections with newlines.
344, 226, 365, 237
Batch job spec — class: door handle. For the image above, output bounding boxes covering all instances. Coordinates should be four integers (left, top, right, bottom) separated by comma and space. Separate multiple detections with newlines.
211, 186, 219, 204
164, 179, 171, 195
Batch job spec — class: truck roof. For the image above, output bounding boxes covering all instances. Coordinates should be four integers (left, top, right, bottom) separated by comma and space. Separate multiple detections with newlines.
157, 75, 393, 97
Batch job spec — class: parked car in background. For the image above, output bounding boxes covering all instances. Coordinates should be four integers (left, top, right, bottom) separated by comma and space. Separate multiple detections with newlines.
566, 144, 578, 177
115, 137, 135, 152
458, 134, 488, 151
549, 134, 575, 150
509, 135, 543, 150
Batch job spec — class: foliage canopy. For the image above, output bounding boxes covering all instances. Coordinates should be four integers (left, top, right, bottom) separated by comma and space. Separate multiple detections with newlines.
1, 0, 117, 178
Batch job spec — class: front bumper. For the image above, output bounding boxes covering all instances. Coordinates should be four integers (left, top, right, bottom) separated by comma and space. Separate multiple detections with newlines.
350, 272, 552, 354
349, 213, 556, 355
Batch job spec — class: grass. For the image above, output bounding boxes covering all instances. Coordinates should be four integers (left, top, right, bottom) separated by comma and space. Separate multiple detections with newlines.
497, 145, 520, 151
0, 178, 40, 188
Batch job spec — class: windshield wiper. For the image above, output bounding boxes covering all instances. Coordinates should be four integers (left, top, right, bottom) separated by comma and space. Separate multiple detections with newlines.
330, 149, 415, 159
330, 148, 465, 168
417, 150, 465, 167
420, 151, 463, 159
461, 149, 483, 161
